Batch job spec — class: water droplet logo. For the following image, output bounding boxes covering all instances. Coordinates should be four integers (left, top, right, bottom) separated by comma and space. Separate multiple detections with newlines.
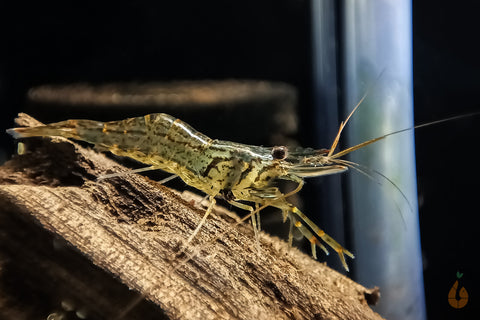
448, 272, 468, 309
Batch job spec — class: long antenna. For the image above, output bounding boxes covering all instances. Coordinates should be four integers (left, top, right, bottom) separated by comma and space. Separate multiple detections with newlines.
328, 69, 386, 157
331, 111, 480, 159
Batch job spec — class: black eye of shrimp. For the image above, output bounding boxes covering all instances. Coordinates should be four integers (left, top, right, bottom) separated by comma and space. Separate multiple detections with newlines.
271, 146, 288, 160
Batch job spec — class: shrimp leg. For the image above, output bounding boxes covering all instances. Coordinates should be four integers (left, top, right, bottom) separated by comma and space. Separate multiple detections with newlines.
97, 166, 178, 185
96, 166, 158, 181
227, 200, 261, 250
287, 211, 329, 258
290, 206, 354, 271
256, 183, 354, 271
187, 195, 216, 243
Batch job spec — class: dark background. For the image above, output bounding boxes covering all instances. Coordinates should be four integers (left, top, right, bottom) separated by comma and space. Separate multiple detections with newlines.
1, 1, 478, 319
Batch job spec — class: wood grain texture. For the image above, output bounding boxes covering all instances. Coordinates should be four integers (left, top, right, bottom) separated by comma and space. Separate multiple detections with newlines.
0, 113, 383, 320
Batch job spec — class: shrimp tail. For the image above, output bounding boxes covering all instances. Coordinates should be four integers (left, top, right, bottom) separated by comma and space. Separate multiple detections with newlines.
6, 120, 85, 140
6, 127, 28, 139
7, 117, 151, 161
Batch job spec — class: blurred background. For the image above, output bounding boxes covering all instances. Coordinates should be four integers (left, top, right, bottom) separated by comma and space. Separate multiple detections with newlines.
1, 1, 479, 319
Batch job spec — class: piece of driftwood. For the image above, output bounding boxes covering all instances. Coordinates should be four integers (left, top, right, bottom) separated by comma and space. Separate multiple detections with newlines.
0, 113, 383, 320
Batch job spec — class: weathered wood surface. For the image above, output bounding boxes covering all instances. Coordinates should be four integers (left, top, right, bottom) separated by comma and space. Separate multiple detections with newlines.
0, 113, 383, 320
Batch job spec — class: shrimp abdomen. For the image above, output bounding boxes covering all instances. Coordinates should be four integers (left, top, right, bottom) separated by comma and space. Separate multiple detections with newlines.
7, 113, 213, 169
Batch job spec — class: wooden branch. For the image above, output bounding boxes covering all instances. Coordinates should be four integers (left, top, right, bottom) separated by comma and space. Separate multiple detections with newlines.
0, 113, 383, 320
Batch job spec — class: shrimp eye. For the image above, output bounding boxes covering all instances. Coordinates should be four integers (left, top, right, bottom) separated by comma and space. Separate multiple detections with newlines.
272, 146, 288, 160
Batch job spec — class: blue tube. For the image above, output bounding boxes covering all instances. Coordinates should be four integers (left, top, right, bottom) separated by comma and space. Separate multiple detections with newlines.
341, 1, 426, 319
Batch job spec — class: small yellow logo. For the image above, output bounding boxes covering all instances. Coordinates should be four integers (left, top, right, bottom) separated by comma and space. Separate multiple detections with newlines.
448, 272, 468, 309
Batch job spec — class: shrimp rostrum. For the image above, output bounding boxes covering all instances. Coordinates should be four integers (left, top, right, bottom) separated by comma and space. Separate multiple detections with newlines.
7, 106, 373, 271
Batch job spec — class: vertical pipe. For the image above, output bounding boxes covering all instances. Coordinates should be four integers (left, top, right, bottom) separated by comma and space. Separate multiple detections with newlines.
310, 0, 346, 271
341, 1, 426, 319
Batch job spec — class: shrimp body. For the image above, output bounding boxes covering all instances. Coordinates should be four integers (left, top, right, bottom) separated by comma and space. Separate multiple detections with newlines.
8, 113, 355, 270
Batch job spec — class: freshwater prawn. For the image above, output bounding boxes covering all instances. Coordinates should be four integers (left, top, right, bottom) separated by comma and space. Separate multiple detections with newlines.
8, 96, 401, 271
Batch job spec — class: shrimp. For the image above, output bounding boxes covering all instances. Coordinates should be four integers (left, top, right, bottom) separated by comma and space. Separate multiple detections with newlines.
7, 100, 380, 271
